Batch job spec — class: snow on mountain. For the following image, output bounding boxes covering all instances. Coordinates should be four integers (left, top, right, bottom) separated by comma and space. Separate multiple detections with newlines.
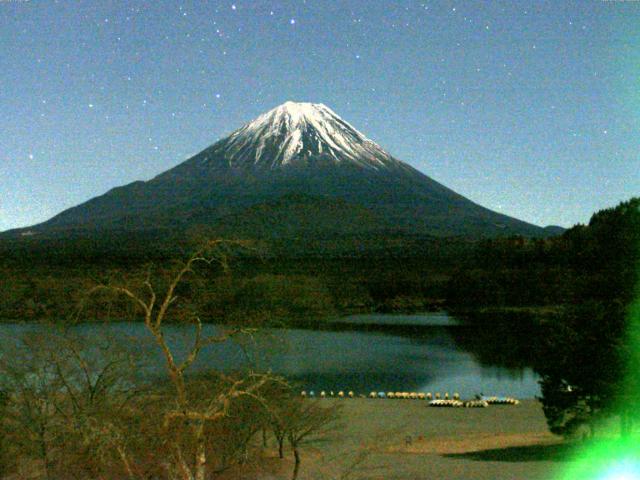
2, 100, 550, 240
204, 101, 402, 171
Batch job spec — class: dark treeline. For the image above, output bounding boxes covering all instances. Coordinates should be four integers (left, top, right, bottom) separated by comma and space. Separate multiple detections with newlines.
532, 198, 640, 437
1, 199, 638, 324
2, 199, 639, 326
0, 234, 474, 322
447, 198, 640, 310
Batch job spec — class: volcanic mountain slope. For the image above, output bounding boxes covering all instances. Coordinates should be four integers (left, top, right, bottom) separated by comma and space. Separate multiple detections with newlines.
6, 101, 551, 239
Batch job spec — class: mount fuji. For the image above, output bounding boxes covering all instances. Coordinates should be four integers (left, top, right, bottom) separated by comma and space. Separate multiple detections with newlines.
6, 101, 552, 240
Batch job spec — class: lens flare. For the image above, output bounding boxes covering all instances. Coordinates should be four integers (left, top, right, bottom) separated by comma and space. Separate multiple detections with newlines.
597, 461, 640, 480
553, 207, 640, 479
556, 438, 640, 480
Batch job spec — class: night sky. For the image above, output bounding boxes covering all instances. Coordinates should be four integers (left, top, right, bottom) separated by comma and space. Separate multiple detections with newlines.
1, 0, 638, 231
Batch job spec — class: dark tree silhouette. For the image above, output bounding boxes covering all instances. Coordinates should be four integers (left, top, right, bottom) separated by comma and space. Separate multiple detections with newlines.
535, 198, 640, 438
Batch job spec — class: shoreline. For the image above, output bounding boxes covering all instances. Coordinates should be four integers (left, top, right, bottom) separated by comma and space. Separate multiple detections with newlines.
0, 304, 566, 326
310, 398, 565, 480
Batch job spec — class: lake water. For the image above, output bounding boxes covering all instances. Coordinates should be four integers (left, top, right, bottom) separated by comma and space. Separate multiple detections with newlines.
0, 313, 540, 398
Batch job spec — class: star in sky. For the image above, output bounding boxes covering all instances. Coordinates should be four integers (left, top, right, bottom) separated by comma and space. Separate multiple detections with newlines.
0, 0, 637, 232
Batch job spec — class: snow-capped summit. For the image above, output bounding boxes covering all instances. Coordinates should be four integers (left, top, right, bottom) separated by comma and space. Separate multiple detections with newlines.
203, 101, 402, 170
6, 101, 551, 240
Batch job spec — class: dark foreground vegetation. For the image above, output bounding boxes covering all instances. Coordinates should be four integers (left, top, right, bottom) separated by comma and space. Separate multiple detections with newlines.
0, 329, 342, 480
0, 241, 344, 480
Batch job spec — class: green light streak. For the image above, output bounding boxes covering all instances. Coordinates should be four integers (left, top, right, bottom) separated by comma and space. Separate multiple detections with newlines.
553, 211, 640, 479
556, 438, 639, 480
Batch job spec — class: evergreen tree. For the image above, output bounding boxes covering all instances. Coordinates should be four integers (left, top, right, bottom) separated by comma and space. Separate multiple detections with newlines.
536, 198, 640, 437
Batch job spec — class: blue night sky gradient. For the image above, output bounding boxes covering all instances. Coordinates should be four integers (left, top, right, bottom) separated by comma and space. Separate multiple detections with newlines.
1, 0, 638, 231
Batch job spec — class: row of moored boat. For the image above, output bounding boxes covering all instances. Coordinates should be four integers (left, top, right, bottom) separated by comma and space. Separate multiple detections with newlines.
299, 391, 519, 407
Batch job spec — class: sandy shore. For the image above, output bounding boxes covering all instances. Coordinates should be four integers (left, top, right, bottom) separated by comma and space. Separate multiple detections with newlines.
213, 397, 574, 480
305, 398, 570, 480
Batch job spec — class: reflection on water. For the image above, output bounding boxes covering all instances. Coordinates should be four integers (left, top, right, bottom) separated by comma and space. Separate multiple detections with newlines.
332, 313, 460, 326
0, 312, 541, 398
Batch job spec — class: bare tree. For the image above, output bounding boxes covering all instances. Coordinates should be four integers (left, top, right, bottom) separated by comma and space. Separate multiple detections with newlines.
0, 332, 68, 480
263, 394, 340, 480
287, 399, 340, 480
0, 387, 8, 477
258, 382, 291, 459
0, 329, 145, 480
83, 239, 280, 480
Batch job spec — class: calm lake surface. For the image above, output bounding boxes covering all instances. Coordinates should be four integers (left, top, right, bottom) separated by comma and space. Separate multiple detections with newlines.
0, 312, 540, 398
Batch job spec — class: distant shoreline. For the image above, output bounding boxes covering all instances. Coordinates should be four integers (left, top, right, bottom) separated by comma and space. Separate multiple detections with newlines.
0, 306, 563, 327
